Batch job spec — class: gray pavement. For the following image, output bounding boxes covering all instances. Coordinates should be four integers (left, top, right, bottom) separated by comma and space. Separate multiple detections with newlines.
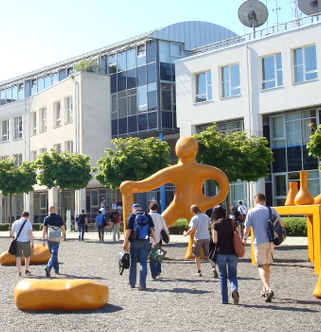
0, 232, 319, 332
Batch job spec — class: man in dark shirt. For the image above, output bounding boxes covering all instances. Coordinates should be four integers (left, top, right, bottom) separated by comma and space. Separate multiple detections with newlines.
42, 205, 65, 277
77, 210, 87, 241
109, 209, 121, 241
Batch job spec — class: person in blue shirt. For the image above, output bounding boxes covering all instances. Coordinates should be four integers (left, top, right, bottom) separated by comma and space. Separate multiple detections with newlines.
95, 210, 105, 241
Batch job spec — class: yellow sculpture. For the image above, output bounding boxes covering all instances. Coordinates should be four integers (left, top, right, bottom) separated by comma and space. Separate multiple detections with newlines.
14, 279, 109, 311
120, 136, 229, 258
0, 244, 50, 265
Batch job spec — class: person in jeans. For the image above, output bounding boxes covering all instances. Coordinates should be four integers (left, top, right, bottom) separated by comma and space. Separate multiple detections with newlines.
122, 203, 156, 290
11, 211, 34, 276
148, 202, 170, 279
212, 205, 240, 304
77, 210, 87, 241
95, 210, 105, 241
42, 205, 65, 277
109, 208, 121, 241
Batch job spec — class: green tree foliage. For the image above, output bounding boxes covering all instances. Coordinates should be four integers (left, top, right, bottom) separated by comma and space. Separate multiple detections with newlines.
36, 150, 93, 222
193, 125, 274, 183
95, 137, 170, 190
0, 158, 37, 231
307, 124, 321, 165
74, 59, 99, 73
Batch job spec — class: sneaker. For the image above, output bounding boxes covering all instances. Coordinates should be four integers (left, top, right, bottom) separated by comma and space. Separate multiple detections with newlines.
261, 291, 266, 298
151, 277, 157, 281
45, 267, 51, 277
54, 271, 60, 275
25, 270, 31, 275
17, 272, 21, 276
139, 286, 147, 291
265, 289, 274, 302
130, 284, 135, 288
194, 272, 203, 277
232, 290, 239, 304
212, 268, 218, 278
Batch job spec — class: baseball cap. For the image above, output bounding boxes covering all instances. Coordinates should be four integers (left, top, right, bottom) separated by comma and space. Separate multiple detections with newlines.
132, 203, 141, 208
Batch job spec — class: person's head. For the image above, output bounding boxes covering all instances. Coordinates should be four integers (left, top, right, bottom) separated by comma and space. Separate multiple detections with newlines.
253, 193, 266, 205
21, 211, 30, 219
212, 205, 226, 221
230, 206, 236, 212
132, 203, 141, 212
149, 202, 159, 211
81, 209, 85, 213
49, 205, 56, 214
98, 210, 102, 215
102, 197, 106, 202
190, 204, 201, 215
238, 200, 242, 205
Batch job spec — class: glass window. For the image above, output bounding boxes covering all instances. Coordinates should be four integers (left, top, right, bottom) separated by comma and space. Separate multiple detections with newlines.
38, 77, 44, 91
100, 55, 107, 74
196, 70, 212, 102
127, 48, 136, 69
108, 54, 117, 74
112, 119, 117, 136
12, 85, 18, 100
39, 147, 47, 154
53, 144, 61, 153
137, 66, 147, 87
171, 43, 182, 60
222, 64, 240, 97
128, 89, 137, 115
111, 94, 117, 119
52, 73, 58, 84
13, 154, 22, 167
119, 118, 127, 134
65, 140, 73, 152
294, 45, 317, 83
146, 41, 156, 63
59, 69, 67, 81
30, 150, 37, 161
45, 75, 51, 88
40, 107, 47, 132
111, 74, 117, 94
161, 84, 172, 111
161, 111, 172, 129
127, 69, 136, 89
117, 51, 126, 72
118, 92, 128, 117
31, 111, 37, 135
262, 53, 283, 89
65, 96, 73, 123
138, 114, 148, 131
1, 119, 9, 142
137, 44, 146, 66
118, 72, 126, 92
128, 115, 137, 133
159, 41, 171, 63
137, 86, 147, 112
31, 79, 37, 96
54, 101, 61, 128
14, 116, 22, 139
147, 63, 156, 84
148, 90, 157, 111
6, 86, 12, 100
148, 112, 157, 129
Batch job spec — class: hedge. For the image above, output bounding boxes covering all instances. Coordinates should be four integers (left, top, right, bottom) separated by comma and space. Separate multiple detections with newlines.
0, 223, 43, 232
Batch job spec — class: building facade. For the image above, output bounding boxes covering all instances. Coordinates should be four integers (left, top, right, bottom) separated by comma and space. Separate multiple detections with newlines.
175, 14, 321, 207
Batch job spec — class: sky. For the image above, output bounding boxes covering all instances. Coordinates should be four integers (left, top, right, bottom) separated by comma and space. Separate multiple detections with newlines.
0, 0, 297, 83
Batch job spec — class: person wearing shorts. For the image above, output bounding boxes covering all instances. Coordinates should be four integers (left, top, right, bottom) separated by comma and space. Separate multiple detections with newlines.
184, 204, 217, 277
243, 193, 284, 302
11, 211, 34, 276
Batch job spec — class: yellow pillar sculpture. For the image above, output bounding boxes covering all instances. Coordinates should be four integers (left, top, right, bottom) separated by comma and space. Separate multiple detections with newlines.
120, 136, 230, 258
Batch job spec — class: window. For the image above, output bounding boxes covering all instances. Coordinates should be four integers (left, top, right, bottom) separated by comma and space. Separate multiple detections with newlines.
53, 143, 61, 153
13, 154, 22, 167
196, 70, 212, 102
54, 101, 61, 127
137, 44, 146, 66
65, 96, 73, 123
65, 140, 73, 152
31, 111, 37, 135
1, 119, 9, 142
14, 116, 22, 139
40, 108, 47, 132
221, 64, 241, 97
262, 53, 283, 89
294, 45, 317, 83
30, 150, 37, 161
18, 84, 24, 100
39, 147, 47, 154
137, 86, 147, 112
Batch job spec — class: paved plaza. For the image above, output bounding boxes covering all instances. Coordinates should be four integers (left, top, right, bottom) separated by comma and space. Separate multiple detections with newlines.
0, 231, 320, 332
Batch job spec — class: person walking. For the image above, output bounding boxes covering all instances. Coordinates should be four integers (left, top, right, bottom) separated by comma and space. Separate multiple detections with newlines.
184, 204, 218, 277
109, 208, 121, 241
42, 205, 66, 277
243, 193, 284, 302
212, 205, 240, 304
122, 203, 156, 290
148, 202, 170, 280
11, 211, 34, 276
237, 200, 248, 218
77, 210, 87, 241
95, 210, 105, 241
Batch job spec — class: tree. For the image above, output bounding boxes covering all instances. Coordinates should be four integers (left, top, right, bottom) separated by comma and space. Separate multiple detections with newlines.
307, 124, 321, 161
74, 59, 99, 73
0, 158, 37, 233
193, 125, 274, 209
36, 150, 93, 222
95, 137, 170, 190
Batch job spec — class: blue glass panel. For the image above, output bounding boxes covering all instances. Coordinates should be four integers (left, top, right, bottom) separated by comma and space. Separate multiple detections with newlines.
287, 146, 302, 171
295, 66, 304, 82
305, 46, 317, 72
137, 66, 146, 86
160, 62, 171, 81
148, 112, 157, 129
262, 56, 274, 81
148, 90, 157, 111
100, 55, 107, 74
108, 54, 117, 74
276, 53, 282, 70
38, 77, 44, 91
138, 114, 148, 131
45, 75, 51, 88
294, 48, 302, 66
12, 85, 18, 100
112, 119, 118, 136
111, 74, 117, 93
119, 118, 128, 134
231, 64, 240, 87
161, 89, 171, 111
25, 80, 31, 98
147, 63, 156, 84
303, 146, 318, 170
127, 69, 136, 89
272, 148, 286, 172
6, 87, 12, 99
161, 111, 172, 129
118, 72, 126, 91
118, 51, 126, 72
128, 115, 137, 133
52, 73, 58, 84
146, 41, 156, 63
127, 49, 136, 69
59, 69, 67, 81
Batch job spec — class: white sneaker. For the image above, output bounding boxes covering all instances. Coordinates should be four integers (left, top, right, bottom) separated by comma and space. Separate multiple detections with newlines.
194, 272, 203, 277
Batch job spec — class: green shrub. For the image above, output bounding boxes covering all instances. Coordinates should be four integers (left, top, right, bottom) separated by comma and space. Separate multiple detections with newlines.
169, 218, 189, 234
282, 217, 307, 236
0, 223, 10, 231
33, 223, 43, 231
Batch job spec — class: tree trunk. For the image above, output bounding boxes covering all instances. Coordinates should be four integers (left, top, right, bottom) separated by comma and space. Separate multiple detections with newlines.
9, 194, 12, 237
62, 189, 67, 240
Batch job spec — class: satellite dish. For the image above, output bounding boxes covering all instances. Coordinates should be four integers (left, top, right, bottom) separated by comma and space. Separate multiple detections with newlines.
298, 0, 321, 15
238, 0, 269, 31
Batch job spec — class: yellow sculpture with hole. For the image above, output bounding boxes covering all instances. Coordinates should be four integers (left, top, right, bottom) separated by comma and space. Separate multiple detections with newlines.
0, 244, 50, 265
14, 279, 109, 311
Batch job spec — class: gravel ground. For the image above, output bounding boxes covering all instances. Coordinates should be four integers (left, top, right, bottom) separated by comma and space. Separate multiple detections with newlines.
0, 236, 320, 332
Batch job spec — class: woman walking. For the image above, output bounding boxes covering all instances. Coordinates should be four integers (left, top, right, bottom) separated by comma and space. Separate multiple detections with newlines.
212, 205, 240, 304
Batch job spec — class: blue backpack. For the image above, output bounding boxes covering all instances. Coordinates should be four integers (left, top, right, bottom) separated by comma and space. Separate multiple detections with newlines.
133, 211, 150, 240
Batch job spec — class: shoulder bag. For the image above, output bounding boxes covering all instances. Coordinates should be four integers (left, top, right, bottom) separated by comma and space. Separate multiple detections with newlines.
9, 220, 28, 256
232, 219, 245, 258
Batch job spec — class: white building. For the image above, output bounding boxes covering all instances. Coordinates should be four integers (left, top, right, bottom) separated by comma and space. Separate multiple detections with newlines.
176, 15, 321, 207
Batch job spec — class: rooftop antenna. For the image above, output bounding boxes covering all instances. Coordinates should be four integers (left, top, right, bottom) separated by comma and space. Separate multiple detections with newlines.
298, 0, 321, 15
271, 0, 282, 25
238, 0, 269, 36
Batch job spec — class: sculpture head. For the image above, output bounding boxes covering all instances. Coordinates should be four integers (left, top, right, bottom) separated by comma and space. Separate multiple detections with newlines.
175, 136, 198, 162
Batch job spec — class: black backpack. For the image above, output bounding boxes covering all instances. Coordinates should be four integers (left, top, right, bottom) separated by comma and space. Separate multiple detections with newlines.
267, 207, 286, 246
118, 250, 130, 275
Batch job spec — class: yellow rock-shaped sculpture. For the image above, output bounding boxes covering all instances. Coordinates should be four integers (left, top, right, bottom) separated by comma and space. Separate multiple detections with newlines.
14, 279, 109, 311
0, 244, 50, 265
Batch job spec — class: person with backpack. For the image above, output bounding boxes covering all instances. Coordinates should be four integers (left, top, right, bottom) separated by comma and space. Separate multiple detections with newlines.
242, 193, 284, 302
76, 210, 87, 241
122, 203, 157, 290
109, 208, 121, 241
95, 210, 106, 241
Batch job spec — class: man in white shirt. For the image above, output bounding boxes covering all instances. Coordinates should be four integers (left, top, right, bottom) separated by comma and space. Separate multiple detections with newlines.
11, 211, 34, 276
148, 202, 170, 279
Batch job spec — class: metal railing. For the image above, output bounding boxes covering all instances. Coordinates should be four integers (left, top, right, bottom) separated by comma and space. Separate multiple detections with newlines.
192, 13, 321, 55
